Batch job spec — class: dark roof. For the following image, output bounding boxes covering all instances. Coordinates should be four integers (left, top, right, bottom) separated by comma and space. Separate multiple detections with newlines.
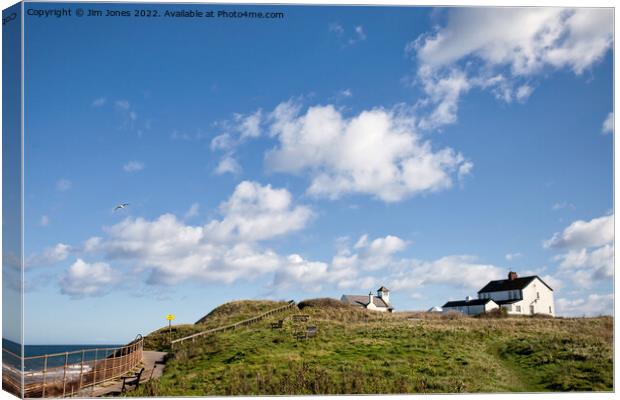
442, 298, 496, 308
377, 286, 390, 292
494, 299, 521, 305
341, 295, 390, 308
477, 275, 553, 293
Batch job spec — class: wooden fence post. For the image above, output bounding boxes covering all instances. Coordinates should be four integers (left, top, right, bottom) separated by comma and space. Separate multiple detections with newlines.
41, 355, 48, 398
62, 351, 69, 397
91, 348, 98, 396
78, 349, 85, 394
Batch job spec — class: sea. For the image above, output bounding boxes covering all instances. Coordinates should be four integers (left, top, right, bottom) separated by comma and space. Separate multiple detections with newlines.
3, 339, 122, 371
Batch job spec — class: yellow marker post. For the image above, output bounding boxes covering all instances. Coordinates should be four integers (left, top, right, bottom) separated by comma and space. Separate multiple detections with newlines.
167, 314, 175, 344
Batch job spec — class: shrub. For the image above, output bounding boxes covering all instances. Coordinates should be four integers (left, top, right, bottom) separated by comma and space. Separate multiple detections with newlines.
298, 298, 348, 310
440, 311, 468, 320
530, 313, 554, 319
476, 308, 508, 319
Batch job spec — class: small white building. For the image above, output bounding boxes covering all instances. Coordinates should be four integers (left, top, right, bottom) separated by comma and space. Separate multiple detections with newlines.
441, 271, 555, 317
341, 286, 393, 312
478, 271, 555, 316
442, 296, 499, 316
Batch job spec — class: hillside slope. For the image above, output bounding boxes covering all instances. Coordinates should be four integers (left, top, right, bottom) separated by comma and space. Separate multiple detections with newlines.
195, 300, 290, 326
144, 300, 290, 351
136, 299, 613, 395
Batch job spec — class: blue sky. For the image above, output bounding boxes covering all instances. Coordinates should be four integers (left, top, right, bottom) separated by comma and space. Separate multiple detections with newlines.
13, 4, 613, 344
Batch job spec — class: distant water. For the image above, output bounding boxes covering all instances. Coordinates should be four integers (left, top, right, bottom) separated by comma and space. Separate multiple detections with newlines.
3, 339, 121, 371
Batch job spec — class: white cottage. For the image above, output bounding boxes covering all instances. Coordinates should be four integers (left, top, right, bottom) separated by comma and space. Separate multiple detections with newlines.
442, 296, 499, 315
442, 271, 555, 316
477, 271, 555, 316
341, 286, 393, 312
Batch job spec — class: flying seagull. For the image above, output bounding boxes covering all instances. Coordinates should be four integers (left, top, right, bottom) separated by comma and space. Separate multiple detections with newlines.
114, 203, 130, 211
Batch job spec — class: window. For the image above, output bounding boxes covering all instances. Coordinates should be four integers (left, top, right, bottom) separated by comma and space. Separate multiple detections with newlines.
549, 306, 552, 313
516, 305, 521, 312
536, 292, 540, 299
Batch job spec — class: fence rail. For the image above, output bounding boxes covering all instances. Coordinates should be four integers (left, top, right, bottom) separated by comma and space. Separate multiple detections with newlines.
2, 336, 144, 398
171, 300, 297, 347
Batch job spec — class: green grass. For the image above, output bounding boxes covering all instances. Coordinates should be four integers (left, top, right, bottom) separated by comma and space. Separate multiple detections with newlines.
132, 300, 613, 395
195, 299, 290, 327
144, 300, 291, 351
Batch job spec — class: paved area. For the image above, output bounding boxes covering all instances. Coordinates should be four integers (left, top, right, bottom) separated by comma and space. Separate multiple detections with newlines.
86, 351, 167, 397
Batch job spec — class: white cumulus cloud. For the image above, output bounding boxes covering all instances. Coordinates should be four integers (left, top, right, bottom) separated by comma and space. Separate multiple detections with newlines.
62, 181, 313, 288
184, 202, 200, 219
544, 214, 613, 249
265, 101, 471, 202
544, 214, 614, 287
214, 155, 242, 175
556, 293, 613, 316
26, 243, 72, 268
60, 259, 118, 298
414, 8, 612, 75
204, 181, 313, 242
410, 8, 613, 129
388, 255, 504, 292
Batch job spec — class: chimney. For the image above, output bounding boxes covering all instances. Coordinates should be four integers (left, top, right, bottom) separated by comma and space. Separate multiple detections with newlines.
465, 296, 472, 302
368, 292, 374, 305
508, 271, 518, 281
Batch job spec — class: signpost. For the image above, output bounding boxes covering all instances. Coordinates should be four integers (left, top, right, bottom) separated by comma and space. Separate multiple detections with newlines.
167, 314, 175, 344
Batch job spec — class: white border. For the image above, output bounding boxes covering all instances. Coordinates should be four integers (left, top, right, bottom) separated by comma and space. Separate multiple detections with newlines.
0, 2, 616, 400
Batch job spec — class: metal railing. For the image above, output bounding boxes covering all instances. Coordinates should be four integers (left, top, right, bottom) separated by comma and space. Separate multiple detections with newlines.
2, 335, 144, 398
171, 300, 297, 347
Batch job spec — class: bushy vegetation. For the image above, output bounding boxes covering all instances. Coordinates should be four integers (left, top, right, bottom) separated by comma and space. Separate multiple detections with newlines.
298, 298, 349, 310
476, 307, 508, 319
133, 300, 613, 395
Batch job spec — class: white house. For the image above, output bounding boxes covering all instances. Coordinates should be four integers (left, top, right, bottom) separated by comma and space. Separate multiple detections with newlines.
442, 297, 499, 316
477, 271, 555, 316
341, 286, 393, 312
441, 271, 555, 317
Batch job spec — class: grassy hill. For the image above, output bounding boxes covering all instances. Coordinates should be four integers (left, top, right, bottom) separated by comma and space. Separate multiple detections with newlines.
143, 300, 290, 350
134, 299, 613, 395
195, 299, 290, 326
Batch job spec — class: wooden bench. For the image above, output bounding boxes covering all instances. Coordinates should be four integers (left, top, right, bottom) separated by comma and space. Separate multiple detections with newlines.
295, 326, 318, 340
292, 314, 310, 322
271, 320, 284, 329
121, 367, 145, 393
306, 326, 318, 338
